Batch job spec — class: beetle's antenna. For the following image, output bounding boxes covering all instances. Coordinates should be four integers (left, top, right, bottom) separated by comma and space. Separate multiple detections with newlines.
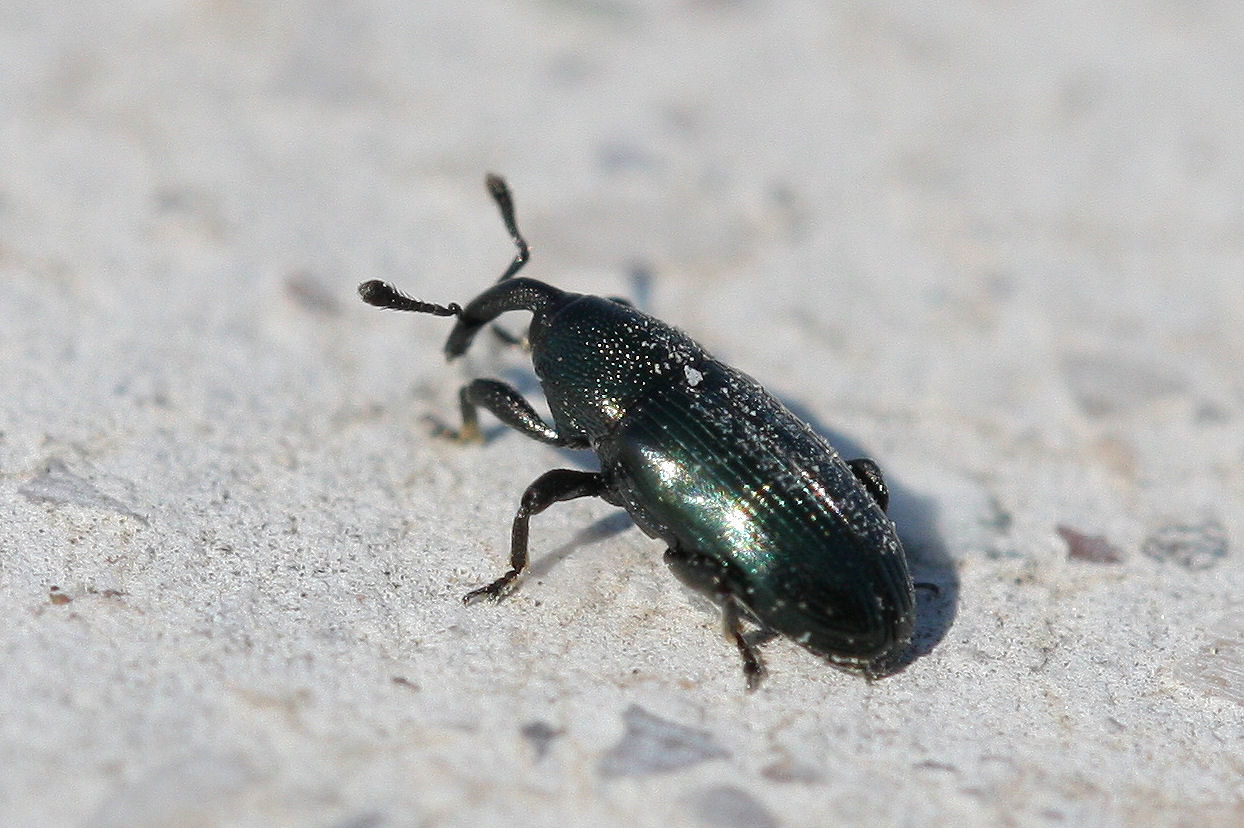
486, 173, 530, 282
358, 280, 462, 317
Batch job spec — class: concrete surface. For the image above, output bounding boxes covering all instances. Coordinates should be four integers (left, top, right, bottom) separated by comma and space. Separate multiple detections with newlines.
2, 2, 1242, 826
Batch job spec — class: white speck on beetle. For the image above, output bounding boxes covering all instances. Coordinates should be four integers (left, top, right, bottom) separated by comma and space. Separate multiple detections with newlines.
685, 365, 703, 387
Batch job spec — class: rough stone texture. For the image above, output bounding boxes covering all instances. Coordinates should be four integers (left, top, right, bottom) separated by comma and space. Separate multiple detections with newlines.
2, 2, 1242, 825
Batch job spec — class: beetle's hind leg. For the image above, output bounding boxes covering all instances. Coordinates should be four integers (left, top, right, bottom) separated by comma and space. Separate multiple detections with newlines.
432, 378, 587, 447
463, 469, 610, 604
664, 546, 767, 690
721, 592, 767, 690
848, 458, 889, 513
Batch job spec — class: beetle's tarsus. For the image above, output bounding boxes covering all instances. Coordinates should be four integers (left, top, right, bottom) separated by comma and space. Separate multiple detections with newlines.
743, 653, 766, 691
462, 572, 519, 604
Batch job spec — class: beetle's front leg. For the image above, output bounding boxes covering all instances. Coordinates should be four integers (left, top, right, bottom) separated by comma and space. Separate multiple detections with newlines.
433, 378, 587, 448
463, 468, 609, 604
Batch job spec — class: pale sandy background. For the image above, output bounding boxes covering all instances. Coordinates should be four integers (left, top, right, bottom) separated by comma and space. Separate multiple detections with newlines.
2, 2, 1242, 826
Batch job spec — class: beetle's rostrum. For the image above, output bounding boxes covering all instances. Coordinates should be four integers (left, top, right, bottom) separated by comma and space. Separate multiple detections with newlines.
359, 174, 915, 688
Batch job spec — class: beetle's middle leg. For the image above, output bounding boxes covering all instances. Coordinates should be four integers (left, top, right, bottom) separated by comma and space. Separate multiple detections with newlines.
463, 468, 609, 604
434, 378, 586, 447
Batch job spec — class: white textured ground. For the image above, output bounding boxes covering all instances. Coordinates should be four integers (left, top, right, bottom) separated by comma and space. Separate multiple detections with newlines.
2, 3, 1242, 826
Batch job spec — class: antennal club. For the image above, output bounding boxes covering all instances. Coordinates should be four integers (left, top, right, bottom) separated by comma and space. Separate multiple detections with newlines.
357, 280, 462, 317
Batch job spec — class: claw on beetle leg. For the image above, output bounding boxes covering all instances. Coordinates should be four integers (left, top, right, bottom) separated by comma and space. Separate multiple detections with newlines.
462, 571, 519, 604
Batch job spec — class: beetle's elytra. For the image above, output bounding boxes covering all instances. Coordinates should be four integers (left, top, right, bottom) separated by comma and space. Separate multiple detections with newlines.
360, 174, 915, 688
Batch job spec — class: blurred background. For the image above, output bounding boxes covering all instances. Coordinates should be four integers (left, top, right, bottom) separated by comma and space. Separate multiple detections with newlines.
2, 2, 1242, 825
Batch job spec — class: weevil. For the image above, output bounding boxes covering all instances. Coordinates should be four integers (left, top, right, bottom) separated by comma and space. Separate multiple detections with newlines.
359, 174, 915, 687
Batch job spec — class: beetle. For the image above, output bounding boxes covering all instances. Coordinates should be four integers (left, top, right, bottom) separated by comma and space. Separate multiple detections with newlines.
359, 174, 915, 687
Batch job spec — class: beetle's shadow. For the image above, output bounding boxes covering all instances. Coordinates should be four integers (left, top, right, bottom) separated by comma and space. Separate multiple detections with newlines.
782, 400, 959, 672
523, 510, 635, 581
